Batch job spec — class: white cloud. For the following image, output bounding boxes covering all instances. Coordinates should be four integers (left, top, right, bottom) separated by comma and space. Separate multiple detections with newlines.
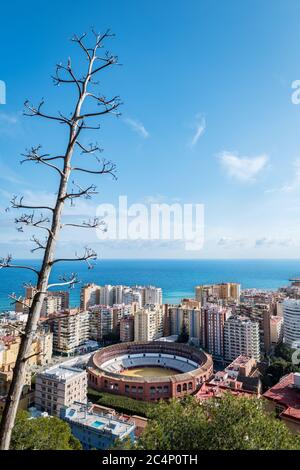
255, 237, 293, 247
219, 151, 269, 182
190, 114, 206, 147
217, 237, 246, 247
0, 113, 18, 124
124, 117, 149, 138
279, 159, 300, 193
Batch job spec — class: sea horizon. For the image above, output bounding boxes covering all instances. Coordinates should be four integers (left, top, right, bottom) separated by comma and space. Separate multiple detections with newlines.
0, 258, 300, 312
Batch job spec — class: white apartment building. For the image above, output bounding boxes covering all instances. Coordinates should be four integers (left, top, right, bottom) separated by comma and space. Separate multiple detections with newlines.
52, 310, 90, 355
169, 306, 201, 341
283, 299, 300, 348
134, 304, 164, 342
123, 289, 142, 307
88, 306, 114, 341
144, 286, 163, 305
224, 316, 260, 362
35, 364, 87, 416
100, 285, 115, 306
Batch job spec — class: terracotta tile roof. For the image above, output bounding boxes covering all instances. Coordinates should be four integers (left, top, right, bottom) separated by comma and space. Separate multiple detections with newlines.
263, 373, 300, 422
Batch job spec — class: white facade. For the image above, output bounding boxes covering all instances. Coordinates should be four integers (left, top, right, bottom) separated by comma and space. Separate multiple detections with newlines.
134, 304, 164, 342
224, 316, 260, 362
35, 364, 87, 416
283, 299, 300, 347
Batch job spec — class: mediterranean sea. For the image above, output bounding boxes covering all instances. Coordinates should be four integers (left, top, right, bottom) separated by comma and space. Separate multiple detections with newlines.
0, 259, 300, 312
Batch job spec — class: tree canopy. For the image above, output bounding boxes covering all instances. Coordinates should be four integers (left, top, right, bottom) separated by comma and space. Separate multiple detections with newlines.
9, 411, 82, 450
124, 394, 300, 450
177, 323, 189, 343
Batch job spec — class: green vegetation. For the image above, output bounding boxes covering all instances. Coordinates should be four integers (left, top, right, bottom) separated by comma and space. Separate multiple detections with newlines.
121, 394, 300, 450
8, 411, 82, 450
87, 388, 155, 417
263, 342, 300, 389
177, 323, 189, 343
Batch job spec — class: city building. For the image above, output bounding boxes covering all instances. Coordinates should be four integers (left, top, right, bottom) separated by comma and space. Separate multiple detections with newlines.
80, 284, 100, 310
35, 364, 87, 416
224, 316, 260, 362
89, 306, 114, 341
100, 285, 115, 306
122, 289, 142, 307
263, 373, 300, 433
120, 316, 134, 342
169, 305, 201, 343
200, 304, 232, 358
283, 299, 300, 348
16, 286, 69, 316
270, 316, 284, 345
50, 310, 90, 356
195, 282, 240, 305
0, 330, 53, 395
60, 402, 136, 450
213, 355, 261, 394
134, 305, 164, 341
236, 302, 271, 352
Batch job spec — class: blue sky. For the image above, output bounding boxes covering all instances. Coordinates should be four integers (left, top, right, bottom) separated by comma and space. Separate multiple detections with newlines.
1, 0, 300, 259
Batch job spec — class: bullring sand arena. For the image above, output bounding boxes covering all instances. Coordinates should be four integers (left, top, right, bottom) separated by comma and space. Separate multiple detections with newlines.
87, 341, 213, 401
120, 366, 178, 378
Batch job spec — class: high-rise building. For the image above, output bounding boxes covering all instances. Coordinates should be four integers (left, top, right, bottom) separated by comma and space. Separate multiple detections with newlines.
88, 306, 114, 341
270, 316, 284, 345
224, 316, 260, 362
80, 284, 100, 310
144, 286, 163, 305
134, 305, 164, 342
16, 287, 69, 316
169, 306, 201, 341
114, 285, 124, 304
201, 304, 232, 358
51, 310, 90, 355
100, 285, 115, 306
236, 303, 271, 352
120, 317, 134, 342
283, 299, 300, 348
122, 289, 142, 307
195, 283, 240, 305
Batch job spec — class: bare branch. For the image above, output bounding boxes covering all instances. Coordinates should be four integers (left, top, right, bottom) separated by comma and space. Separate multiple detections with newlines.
51, 247, 97, 269
62, 182, 98, 202
47, 273, 79, 289
63, 217, 106, 229
30, 235, 47, 253
75, 141, 103, 154
52, 60, 83, 96
72, 157, 116, 178
71, 32, 92, 60
15, 212, 52, 235
11, 195, 54, 213
76, 100, 121, 120
20, 145, 64, 176
0, 255, 39, 276
23, 100, 72, 126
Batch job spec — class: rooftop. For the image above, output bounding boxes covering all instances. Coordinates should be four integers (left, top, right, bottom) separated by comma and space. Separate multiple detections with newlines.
63, 402, 135, 438
38, 364, 86, 381
263, 373, 300, 422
